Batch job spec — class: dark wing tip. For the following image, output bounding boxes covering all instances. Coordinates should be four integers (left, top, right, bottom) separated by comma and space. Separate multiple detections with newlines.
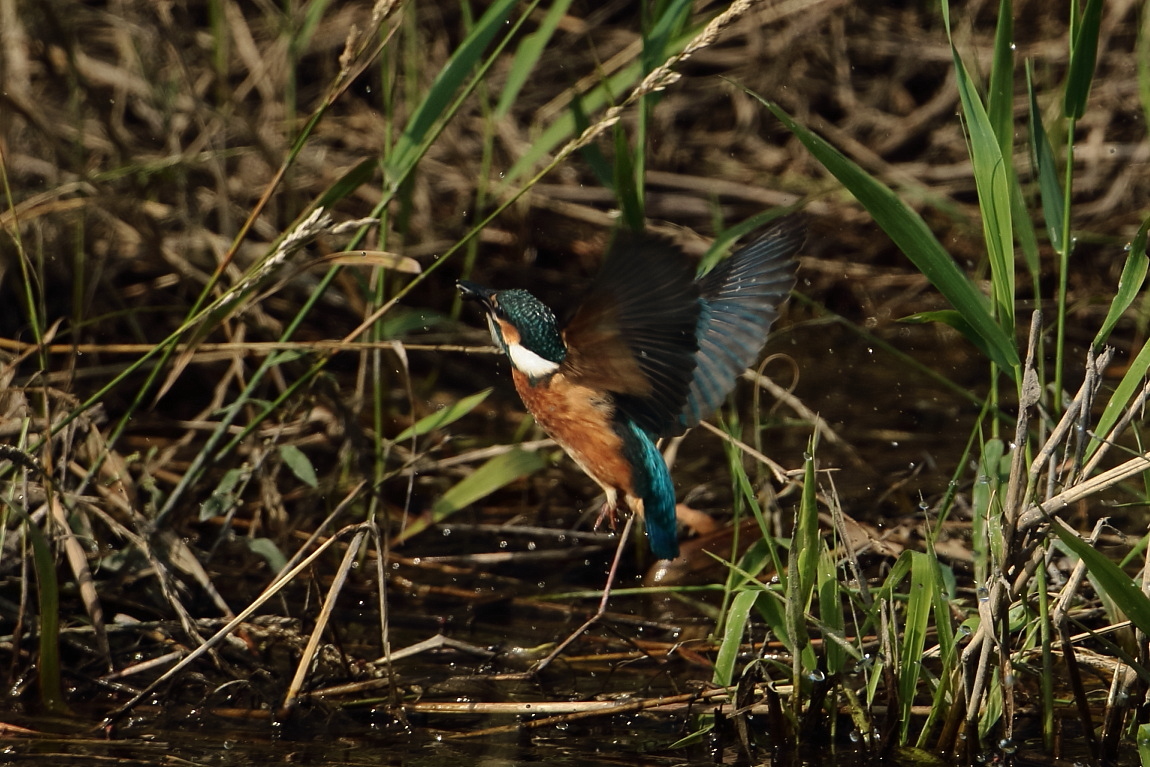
665, 214, 804, 436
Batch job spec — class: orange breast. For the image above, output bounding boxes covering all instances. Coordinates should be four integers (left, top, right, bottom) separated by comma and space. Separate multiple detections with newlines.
512, 369, 634, 498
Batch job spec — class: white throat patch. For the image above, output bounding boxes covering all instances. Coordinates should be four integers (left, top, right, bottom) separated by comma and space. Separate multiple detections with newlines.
507, 342, 560, 378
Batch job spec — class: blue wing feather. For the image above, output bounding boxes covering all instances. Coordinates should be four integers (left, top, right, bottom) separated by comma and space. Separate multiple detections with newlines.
664, 218, 803, 436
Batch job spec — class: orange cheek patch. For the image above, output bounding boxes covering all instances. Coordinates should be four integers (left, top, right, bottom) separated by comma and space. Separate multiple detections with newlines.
498, 320, 521, 345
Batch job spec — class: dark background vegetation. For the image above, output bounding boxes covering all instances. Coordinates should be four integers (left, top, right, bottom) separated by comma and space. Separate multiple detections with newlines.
0, 0, 1147, 762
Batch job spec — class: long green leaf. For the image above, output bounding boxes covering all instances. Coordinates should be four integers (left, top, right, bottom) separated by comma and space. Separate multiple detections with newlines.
504, 60, 644, 184
395, 447, 547, 543
1052, 519, 1150, 635
3, 503, 69, 714
816, 547, 846, 676
643, 0, 694, 71
714, 588, 760, 687
987, 0, 1014, 155
1063, 0, 1105, 119
1027, 63, 1065, 253
503, 23, 698, 184
393, 388, 492, 442
1088, 331, 1150, 460
899, 552, 936, 742
944, 1, 1014, 334
1093, 217, 1150, 350
1138, 723, 1150, 766
762, 98, 1019, 372
385, 0, 520, 187
494, 0, 574, 119
1139, 2, 1150, 133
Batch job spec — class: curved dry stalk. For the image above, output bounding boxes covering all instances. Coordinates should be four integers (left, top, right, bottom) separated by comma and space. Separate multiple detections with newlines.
97, 484, 367, 730
281, 528, 369, 713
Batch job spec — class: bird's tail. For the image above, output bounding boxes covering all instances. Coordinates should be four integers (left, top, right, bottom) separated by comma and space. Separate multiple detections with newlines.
619, 420, 680, 560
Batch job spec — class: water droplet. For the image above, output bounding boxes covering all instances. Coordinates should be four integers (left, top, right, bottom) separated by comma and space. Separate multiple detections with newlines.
977, 586, 990, 602
807, 669, 826, 682
998, 738, 1017, 754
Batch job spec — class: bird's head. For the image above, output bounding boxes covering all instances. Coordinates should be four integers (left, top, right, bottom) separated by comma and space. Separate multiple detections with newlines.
458, 281, 567, 380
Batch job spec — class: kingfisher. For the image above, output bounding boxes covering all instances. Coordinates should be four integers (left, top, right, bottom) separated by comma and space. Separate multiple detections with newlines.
458, 217, 802, 560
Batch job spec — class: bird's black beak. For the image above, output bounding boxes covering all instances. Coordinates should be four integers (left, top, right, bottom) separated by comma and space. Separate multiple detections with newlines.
457, 280, 497, 311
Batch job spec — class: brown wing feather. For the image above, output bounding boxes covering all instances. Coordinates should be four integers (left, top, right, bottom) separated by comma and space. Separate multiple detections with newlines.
560, 232, 701, 436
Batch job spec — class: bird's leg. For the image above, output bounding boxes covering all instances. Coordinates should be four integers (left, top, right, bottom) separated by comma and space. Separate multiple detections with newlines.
528, 513, 633, 676
593, 498, 618, 531
592, 488, 620, 531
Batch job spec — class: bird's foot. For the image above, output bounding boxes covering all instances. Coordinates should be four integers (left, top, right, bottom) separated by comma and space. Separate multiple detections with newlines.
593, 499, 620, 531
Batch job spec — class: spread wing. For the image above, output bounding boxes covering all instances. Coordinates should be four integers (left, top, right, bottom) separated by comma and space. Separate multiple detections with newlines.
561, 232, 701, 436
664, 217, 802, 436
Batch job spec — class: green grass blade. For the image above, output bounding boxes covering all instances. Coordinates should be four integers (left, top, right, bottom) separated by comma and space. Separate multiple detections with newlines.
1138, 723, 1150, 766
794, 435, 820, 608
1087, 333, 1150, 461
761, 98, 1019, 372
393, 388, 492, 442
4, 504, 69, 713
1093, 217, 1150, 350
1063, 0, 1105, 119
1027, 62, 1066, 253
395, 447, 547, 543
315, 157, 378, 210
816, 547, 846, 676
713, 588, 760, 687
944, 1, 1015, 334
785, 438, 818, 657
504, 60, 645, 183
1052, 519, 1150, 635
1139, 2, 1150, 131
901, 310, 993, 363
987, 0, 1014, 155
279, 444, 318, 489
899, 551, 936, 743
385, 0, 520, 189
613, 124, 645, 230
643, 0, 693, 71
494, 0, 574, 119
785, 433, 820, 694
972, 438, 1007, 584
